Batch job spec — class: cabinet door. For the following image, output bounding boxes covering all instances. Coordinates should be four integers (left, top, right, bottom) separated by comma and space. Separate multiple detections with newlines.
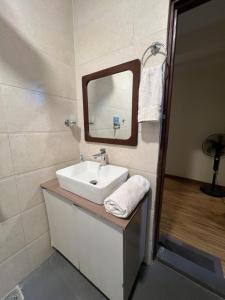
43, 190, 79, 268
74, 206, 124, 300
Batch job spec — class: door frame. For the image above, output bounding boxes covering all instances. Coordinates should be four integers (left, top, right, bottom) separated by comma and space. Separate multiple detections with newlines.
153, 0, 211, 258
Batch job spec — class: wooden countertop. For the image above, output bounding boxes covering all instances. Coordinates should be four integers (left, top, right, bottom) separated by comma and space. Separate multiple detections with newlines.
41, 179, 147, 230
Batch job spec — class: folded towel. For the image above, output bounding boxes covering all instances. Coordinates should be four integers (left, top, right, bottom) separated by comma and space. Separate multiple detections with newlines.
104, 175, 150, 218
138, 64, 164, 122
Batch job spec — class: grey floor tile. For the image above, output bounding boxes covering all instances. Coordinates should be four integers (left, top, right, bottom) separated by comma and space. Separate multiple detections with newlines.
49, 252, 106, 300
20, 261, 79, 300
20, 252, 223, 300
131, 263, 223, 300
20, 252, 106, 300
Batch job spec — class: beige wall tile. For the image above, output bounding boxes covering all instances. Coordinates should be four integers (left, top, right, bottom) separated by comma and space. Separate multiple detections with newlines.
0, 134, 14, 179
79, 129, 159, 173
74, 0, 122, 28
0, 36, 76, 99
0, 0, 78, 295
55, 159, 80, 171
2, 86, 77, 132
10, 132, 80, 174
35, 54, 76, 99
0, 177, 20, 222
22, 203, 49, 244
0, 215, 25, 264
0, 0, 75, 66
134, 0, 169, 41
0, 248, 30, 299
0, 87, 8, 133
74, 0, 134, 65
16, 167, 56, 212
76, 98, 85, 130
27, 232, 53, 272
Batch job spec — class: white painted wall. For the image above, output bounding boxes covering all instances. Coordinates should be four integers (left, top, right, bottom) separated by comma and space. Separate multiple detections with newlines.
166, 61, 225, 185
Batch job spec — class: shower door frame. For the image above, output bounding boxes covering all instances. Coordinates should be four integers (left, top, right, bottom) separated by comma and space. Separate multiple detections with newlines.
153, 0, 212, 258
154, 0, 225, 296
153, 0, 225, 296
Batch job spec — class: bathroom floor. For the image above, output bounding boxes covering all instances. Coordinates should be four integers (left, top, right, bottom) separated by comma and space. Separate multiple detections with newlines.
160, 176, 225, 275
19, 251, 223, 300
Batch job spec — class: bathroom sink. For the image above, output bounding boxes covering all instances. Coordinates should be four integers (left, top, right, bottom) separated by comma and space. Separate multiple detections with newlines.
56, 161, 128, 204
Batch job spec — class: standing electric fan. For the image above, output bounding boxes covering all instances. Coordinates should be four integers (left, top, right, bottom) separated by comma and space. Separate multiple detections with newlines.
200, 134, 225, 197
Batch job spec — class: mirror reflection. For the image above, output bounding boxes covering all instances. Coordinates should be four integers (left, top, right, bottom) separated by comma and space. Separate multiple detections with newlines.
87, 71, 133, 139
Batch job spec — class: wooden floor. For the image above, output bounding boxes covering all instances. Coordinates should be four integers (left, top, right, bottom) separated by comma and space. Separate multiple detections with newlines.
160, 176, 225, 275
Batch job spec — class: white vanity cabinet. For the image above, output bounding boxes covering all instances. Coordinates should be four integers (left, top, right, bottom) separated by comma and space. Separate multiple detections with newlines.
44, 191, 80, 268
42, 180, 148, 300
75, 207, 124, 299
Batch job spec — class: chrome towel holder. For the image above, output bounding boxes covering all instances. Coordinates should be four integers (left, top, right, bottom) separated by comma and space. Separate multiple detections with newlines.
141, 42, 167, 68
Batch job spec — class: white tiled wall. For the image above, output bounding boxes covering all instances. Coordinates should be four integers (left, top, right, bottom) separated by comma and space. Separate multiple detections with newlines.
73, 0, 170, 264
0, 1, 79, 297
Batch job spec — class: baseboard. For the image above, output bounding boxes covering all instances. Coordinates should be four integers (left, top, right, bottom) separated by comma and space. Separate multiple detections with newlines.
165, 174, 225, 189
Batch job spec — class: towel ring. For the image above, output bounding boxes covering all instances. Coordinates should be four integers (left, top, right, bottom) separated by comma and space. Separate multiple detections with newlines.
141, 42, 167, 68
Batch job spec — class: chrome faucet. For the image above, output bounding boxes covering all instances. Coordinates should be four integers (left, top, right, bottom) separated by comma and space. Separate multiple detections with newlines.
93, 148, 107, 166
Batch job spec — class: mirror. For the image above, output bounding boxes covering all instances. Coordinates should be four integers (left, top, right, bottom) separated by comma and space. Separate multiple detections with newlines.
88, 71, 133, 140
82, 59, 140, 146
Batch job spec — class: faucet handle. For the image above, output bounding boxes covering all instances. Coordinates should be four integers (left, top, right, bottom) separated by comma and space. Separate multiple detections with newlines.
100, 148, 106, 154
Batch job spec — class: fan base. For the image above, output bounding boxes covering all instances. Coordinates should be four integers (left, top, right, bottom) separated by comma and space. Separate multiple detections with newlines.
200, 184, 225, 198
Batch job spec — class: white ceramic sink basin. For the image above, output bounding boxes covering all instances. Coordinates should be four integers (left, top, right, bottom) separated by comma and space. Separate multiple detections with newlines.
56, 161, 128, 204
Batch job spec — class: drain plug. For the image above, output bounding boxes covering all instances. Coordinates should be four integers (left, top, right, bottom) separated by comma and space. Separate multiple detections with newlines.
89, 180, 98, 185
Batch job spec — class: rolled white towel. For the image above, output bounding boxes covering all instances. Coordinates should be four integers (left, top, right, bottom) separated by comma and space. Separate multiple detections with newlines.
104, 175, 150, 218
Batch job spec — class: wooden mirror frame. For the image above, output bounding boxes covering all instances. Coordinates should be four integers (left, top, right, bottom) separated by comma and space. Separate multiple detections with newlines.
82, 59, 141, 146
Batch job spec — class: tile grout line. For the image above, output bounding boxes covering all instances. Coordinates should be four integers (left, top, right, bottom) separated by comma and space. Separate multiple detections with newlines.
75, 28, 168, 68
0, 230, 50, 268
0, 82, 79, 102
0, 158, 80, 184
4, 20, 76, 69
10, 134, 28, 258
0, 130, 72, 135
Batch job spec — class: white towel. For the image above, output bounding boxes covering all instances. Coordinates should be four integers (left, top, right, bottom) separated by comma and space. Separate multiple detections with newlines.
104, 175, 150, 218
138, 64, 164, 122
